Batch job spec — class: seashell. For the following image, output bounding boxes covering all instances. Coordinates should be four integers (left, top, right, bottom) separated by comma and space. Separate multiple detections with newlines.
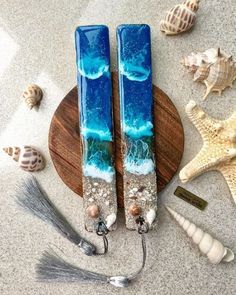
128, 203, 141, 216
193, 61, 210, 82
160, 0, 200, 36
203, 54, 236, 99
146, 208, 156, 226
106, 212, 116, 229
182, 48, 236, 99
86, 204, 100, 218
166, 206, 234, 264
181, 48, 219, 72
22, 84, 43, 109
3, 146, 45, 172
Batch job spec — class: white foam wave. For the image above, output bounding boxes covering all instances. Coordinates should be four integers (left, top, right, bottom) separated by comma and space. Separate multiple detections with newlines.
124, 121, 153, 138
78, 55, 109, 80
83, 164, 114, 183
81, 127, 112, 141
120, 62, 150, 82
125, 159, 155, 175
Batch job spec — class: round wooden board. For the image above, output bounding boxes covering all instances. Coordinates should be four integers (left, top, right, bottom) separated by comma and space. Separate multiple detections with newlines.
49, 72, 184, 208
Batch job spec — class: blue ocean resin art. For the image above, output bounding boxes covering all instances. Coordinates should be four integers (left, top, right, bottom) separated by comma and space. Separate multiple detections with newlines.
75, 25, 114, 183
117, 24, 157, 230
117, 24, 155, 175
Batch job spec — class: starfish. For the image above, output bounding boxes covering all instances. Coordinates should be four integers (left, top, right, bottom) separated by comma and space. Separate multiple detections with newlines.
179, 100, 236, 204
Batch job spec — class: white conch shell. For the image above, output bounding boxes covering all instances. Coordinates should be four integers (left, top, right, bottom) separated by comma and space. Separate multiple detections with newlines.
182, 48, 236, 99
160, 0, 200, 36
3, 146, 45, 172
181, 48, 219, 72
166, 206, 234, 264
146, 208, 156, 226
203, 54, 236, 99
22, 84, 43, 109
193, 61, 210, 82
106, 212, 116, 229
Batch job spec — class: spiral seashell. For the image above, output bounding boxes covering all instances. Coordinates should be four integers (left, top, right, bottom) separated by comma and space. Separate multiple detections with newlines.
193, 61, 210, 82
22, 84, 43, 109
203, 54, 236, 99
166, 206, 234, 264
182, 48, 236, 99
3, 146, 45, 172
181, 48, 219, 73
160, 0, 200, 36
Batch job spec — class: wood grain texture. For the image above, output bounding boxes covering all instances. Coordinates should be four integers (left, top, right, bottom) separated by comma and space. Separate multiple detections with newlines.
49, 72, 184, 207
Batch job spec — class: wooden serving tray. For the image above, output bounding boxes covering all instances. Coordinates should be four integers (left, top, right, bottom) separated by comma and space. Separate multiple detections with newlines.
48, 72, 184, 208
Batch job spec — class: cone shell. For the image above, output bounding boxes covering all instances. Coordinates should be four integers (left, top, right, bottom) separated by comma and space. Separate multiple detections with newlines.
166, 206, 234, 264
160, 0, 200, 36
3, 146, 45, 172
22, 84, 43, 109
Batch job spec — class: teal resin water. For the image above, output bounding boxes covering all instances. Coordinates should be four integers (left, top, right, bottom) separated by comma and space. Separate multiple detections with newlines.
117, 24, 155, 175
124, 137, 155, 175
82, 139, 114, 183
75, 25, 114, 182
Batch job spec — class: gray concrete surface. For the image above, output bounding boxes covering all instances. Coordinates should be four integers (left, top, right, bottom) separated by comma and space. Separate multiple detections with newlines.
0, 0, 236, 294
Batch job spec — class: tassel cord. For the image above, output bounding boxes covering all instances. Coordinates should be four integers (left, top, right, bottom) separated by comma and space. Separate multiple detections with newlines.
16, 177, 110, 256
36, 216, 149, 288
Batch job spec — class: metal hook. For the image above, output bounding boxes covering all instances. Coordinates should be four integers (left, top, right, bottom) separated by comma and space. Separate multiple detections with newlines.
94, 218, 109, 256
136, 216, 149, 234
95, 218, 109, 236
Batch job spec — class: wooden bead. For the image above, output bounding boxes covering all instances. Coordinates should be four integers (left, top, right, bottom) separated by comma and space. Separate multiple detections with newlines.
86, 204, 100, 218
128, 204, 141, 216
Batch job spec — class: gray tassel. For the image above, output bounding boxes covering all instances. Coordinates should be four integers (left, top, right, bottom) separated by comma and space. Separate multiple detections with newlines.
36, 229, 147, 288
15, 177, 96, 256
36, 249, 129, 287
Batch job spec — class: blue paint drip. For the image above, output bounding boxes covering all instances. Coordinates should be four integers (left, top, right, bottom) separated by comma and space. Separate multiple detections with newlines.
117, 24, 155, 174
75, 25, 114, 181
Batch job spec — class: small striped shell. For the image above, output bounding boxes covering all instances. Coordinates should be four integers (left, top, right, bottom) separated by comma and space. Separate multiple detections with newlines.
160, 0, 200, 35
3, 146, 45, 172
22, 84, 43, 109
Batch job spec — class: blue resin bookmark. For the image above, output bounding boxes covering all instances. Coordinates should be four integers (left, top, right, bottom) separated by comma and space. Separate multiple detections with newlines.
75, 25, 117, 232
117, 24, 157, 230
